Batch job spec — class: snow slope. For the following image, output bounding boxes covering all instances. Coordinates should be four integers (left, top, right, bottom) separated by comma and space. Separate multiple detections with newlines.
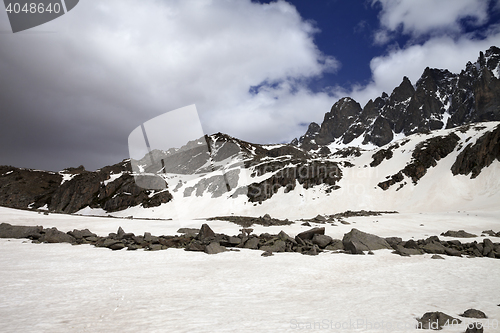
0, 219, 499, 333
76, 122, 500, 220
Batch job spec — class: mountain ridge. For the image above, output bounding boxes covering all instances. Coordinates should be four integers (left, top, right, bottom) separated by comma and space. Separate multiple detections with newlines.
294, 46, 500, 150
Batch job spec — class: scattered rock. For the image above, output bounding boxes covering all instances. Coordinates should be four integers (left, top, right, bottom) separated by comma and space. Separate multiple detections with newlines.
0, 223, 43, 239
312, 234, 333, 248
325, 239, 344, 251
441, 230, 478, 238
296, 227, 325, 241
185, 241, 205, 252
243, 237, 260, 249
205, 242, 226, 254
260, 240, 286, 253
261, 250, 273, 257
196, 224, 216, 242
459, 309, 487, 319
342, 228, 392, 254
431, 255, 445, 259
416, 312, 462, 330
40, 228, 76, 244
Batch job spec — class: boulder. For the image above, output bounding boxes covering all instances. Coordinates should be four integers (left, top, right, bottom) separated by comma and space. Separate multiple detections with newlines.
243, 237, 260, 249
312, 234, 333, 248
422, 242, 447, 254
325, 239, 344, 251
416, 312, 461, 330
260, 240, 286, 253
205, 242, 226, 254
185, 241, 205, 252
277, 231, 297, 244
441, 230, 477, 238
444, 247, 462, 257
302, 244, 320, 256
0, 223, 43, 239
67, 229, 96, 239
431, 255, 445, 260
196, 224, 216, 242
296, 227, 325, 241
261, 250, 274, 257
342, 229, 392, 254
40, 228, 76, 243
385, 237, 403, 248
459, 309, 487, 319
404, 239, 420, 249
482, 239, 494, 256
393, 245, 423, 256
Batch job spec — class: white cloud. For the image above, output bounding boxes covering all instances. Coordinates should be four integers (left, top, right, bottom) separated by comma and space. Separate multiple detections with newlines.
373, 0, 490, 41
0, 0, 339, 169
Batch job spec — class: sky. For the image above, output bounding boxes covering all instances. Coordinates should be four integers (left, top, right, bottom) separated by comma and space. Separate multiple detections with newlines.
0, 0, 499, 171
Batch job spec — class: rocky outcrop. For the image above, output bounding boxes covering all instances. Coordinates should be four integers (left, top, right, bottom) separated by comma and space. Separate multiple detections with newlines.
342, 228, 392, 254
0, 160, 172, 214
294, 46, 500, 148
378, 132, 460, 189
451, 124, 500, 178
416, 312, 462, 330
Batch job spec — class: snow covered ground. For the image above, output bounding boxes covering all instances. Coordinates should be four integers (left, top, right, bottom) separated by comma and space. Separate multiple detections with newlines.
0, 207, 499, 332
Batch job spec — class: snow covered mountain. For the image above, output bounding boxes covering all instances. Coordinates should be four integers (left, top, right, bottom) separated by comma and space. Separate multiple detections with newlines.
1, 47, 499, 219
294, 46, 500, 149
1, 121, 499, 219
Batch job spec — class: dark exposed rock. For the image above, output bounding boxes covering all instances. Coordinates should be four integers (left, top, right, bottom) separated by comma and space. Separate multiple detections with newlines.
185, 240, 205, 252
342, 229, 392, 254
460, 309, 487, 319
385, 237, 403, 249
196, 224, 216, 242
393, 245, 423, 256
452, 124, 500, 178
325, 239, 344, 251
67, 229, 96, 240
312, 234, 332, 248
261, 250, 274, 257
431, 254, 445, 259
370, 148, 394, 167
205, 242, 226, 254
207, 215, 293, 228
0, 223, 43, 239
296, 227, 325, 241
444, 247, 462, 257
246, 160, 341, 203
422, 242, 447, 254
441, 230, 478, 238
416, 312, 462, 330
260, 240, 286, 253
243, 237, 260, 249
40, 228, 76, 244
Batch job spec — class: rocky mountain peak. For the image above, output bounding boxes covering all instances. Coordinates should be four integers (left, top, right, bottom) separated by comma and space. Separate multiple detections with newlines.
315, 97, 362, 145
293, 46, 500, 149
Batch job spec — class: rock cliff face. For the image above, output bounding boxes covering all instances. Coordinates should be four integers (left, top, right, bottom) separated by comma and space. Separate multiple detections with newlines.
296, 46, 500, 149
0, 160, 172, 214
